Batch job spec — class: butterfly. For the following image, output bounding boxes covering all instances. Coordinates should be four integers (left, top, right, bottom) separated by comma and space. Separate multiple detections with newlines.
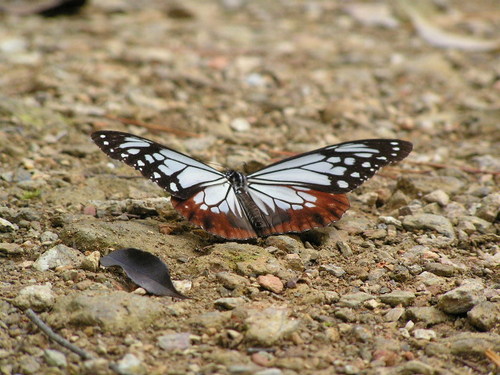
91, 131, 412, 239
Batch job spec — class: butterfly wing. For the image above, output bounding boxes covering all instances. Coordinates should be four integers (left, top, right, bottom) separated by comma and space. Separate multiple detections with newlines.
91, 131, 256, 239
247, 139, 412, 235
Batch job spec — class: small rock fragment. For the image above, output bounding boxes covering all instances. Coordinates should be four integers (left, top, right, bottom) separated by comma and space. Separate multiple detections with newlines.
33, 244, 84, 271
257, 274, 283, 294
339, 292, 374, 308
157, 332, 191, 351
423, 190, 449, 206
0, 218, 18, 232
245, 307, 300, 346
13, 284, 55, 311
467, 301, 499, 331
214, 297, 247, 310
320, 264, 346, 277
402, 213, 455, 238
438, 280, 486, 314
230, 117, 251, 132
44, 349, 67, 367
406, 307, 449, 326
414, 329, 437, 340
116, 353, 146, 375
215, 272, 249, 290
80, 251, 100, 271
0, 242, 23, 256
379, 291, 415, 307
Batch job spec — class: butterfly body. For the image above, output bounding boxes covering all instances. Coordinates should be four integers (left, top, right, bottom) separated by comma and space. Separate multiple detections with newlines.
92, 131, 412, 240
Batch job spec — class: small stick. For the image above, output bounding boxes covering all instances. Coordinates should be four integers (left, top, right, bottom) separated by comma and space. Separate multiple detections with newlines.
25, 309, 93, 360
102, 115, 201, 138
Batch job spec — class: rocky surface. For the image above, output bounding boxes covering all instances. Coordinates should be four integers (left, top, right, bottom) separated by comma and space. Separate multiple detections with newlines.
0, 1, 498, 374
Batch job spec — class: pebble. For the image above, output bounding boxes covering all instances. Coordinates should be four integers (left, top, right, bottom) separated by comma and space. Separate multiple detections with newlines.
33, 244, 84, 271
423, 189, 450, 206
230, 117, 251, 132
265, 235, 303, 253
284, 253, 304, 271
245, 307, 300, 346
257, 274, 284, 294
413, 329, 437, 340
467, 301, 499, 331
18, 355, 40, 375
320, 264, 346, 277
214, 297, 247, 310
215, 272, 249, 290
13, 284, 55, 311
254, 369, 283, 375
49, 290, 165, 333
44, 349, 67, 367
80, 251, 101, 272
116, 353, 146, 375
416, 271, 446, 287
402, 213, 455, 238
476, 192, 500, 222
397, 175, 465, 196
339, 292, 374, 308
424, 262, 456, 277
379, 291, 415, 307
385, 307, 405, 322
40, 231, 58, 243
406, 307, 449, 326
446, 332, 500, 356
83, 358, 110, 374
157, 332, 191, 351
0, 218, 18, 232
0, 242, 23, 256
438, 280, 486, 314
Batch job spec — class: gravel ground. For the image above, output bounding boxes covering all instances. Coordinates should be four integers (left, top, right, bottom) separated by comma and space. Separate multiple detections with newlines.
1, 1, 499, 374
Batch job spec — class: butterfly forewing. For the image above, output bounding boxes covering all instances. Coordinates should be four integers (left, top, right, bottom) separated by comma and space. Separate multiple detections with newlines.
91, 131, 226, 199
248, 139, 413, 193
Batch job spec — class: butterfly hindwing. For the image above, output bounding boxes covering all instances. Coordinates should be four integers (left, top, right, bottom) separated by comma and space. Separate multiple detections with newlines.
248, 184, 350, 235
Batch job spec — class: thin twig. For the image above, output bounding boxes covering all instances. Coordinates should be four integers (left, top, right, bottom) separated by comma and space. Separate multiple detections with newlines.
25, 309, 127, 375
485, 349, 500, 367
102, 114, 201, 138
25, 309, 93, 360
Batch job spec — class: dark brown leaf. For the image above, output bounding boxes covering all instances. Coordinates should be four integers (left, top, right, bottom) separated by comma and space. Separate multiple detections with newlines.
100, 248, 188, 299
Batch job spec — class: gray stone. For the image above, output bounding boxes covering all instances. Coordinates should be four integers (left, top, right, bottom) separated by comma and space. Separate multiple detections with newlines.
215, 272, 249, 290
423, 189, 449, 206
0, 242, 23, 256
424, 262, 456, 277
18, 355, 40, 374
413, 328, 437, 340
458, 216, 492, 234
477, 192, 500, 222
0, 218, 18, 232
157, 332, 191, 351
337, 241, 353, 257
406, 307, 449, 326
40, 231, 59, 243
116, 353, 146, 375
245, 307, 300, 346
264, 235, 303, 253
438, 280, 486, 314
379, 291, 415, 307
190, 311, 232, 330
13, 284, 55, 311
48, 290, 165, 333
339, 292, 374, 308
416, 271, 446, 287
467, 301, 499, 331
214, 297, 247, 310
385, 307, 405, 322
33, 244, 84, 271
446, 332, 500, 356
320, 264, 346, 277
254, 369, 283, 375
402, 213, 455, 238
44, 349, 67, 367
83, 358, 110, 375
